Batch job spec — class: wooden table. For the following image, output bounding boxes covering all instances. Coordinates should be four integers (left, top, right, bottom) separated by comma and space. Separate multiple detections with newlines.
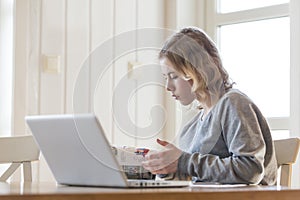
0, 182, 300, 200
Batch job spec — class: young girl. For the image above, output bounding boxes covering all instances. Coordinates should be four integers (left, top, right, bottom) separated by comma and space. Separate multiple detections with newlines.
142, 27, 277, 185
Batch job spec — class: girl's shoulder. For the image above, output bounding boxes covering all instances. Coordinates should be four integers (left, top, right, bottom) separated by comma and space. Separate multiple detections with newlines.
221, 89, 253, 104
214, 89, 256, 114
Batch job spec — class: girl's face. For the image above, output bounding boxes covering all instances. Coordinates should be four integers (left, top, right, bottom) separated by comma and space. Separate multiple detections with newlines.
160, 58, 196, 105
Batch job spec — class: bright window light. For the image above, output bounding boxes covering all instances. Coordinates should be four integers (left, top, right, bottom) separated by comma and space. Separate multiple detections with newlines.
271, 130, 290, 140
219, 17, 290, 118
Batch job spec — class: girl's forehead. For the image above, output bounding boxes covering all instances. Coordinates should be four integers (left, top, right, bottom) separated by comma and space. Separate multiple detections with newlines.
160, 58, 177, 74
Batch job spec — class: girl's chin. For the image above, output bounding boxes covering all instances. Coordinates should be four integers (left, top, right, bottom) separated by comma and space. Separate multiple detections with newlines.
179, 100, 194, 106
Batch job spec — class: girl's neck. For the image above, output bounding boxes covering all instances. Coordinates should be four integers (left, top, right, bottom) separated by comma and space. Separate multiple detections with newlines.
201, 105, 212, 121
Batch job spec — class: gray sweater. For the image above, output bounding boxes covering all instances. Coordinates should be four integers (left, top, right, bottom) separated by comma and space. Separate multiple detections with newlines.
177, 89, 277, 185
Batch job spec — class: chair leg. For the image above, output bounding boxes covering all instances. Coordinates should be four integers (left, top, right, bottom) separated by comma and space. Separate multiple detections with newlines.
0, 163, 21, 182
23, 161, 32, 182
280, 164, 292, 187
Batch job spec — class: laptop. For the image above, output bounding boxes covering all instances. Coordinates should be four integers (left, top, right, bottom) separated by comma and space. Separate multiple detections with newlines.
25, 113, 189, 188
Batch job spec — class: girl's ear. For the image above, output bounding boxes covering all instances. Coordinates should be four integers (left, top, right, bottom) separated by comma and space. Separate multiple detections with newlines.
188, 79, 194, 86
182, 74, 194, 86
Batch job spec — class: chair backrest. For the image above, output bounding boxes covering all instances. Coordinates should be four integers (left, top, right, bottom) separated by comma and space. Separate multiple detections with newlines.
273, 137, 300, 187
0, 135, 40, 182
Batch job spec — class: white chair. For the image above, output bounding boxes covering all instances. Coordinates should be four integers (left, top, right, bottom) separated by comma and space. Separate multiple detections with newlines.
0, 135, 40, 182
274, 137, 300, 186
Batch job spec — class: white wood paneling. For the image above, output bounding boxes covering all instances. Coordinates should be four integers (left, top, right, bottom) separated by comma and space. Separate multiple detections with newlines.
196, 0, 206, 30
65, 0, 90, 114
27, 0, 41, 117
176, 0, 197, 28
91, 0, 114, 143
136, 0, 165, 148
164, 0, 176, 30
113, 0, 136, 146
13, 0, 30, 136
40, 0, 65, 114
14, 0, 167, 182
137, 0, 164, 28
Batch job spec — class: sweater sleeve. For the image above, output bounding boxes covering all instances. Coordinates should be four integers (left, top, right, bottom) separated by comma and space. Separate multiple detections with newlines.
177, 94, 268, 184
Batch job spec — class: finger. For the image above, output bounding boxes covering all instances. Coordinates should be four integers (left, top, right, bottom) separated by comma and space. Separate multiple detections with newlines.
157, 139, 176, 150
156, 138, 170, 147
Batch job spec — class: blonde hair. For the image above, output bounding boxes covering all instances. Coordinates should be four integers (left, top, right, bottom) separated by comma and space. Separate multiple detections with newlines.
159, 27, 233, 109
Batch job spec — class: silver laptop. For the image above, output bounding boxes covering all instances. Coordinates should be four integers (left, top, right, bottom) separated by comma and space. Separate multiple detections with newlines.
25, 113, 189, 188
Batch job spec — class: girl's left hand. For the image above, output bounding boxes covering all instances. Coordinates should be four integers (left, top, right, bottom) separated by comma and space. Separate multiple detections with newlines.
142, 139, 182, 174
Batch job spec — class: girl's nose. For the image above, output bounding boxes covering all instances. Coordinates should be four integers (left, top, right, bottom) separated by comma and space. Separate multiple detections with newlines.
166, 80, 174, 92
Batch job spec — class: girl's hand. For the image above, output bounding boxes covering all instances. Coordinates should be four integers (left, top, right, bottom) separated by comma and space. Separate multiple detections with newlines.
142, 139, 182, 174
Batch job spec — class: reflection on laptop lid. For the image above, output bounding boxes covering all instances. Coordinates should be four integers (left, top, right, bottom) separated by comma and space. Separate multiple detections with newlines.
25, 114, 189, 188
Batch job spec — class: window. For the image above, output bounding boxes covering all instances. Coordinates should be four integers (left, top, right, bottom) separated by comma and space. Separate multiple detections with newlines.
206, 0, 290, 139
219, 17, 290, 118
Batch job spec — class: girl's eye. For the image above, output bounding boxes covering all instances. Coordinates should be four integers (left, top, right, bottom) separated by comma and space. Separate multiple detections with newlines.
169, 74, 178, 79
162, 73, 178, 81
